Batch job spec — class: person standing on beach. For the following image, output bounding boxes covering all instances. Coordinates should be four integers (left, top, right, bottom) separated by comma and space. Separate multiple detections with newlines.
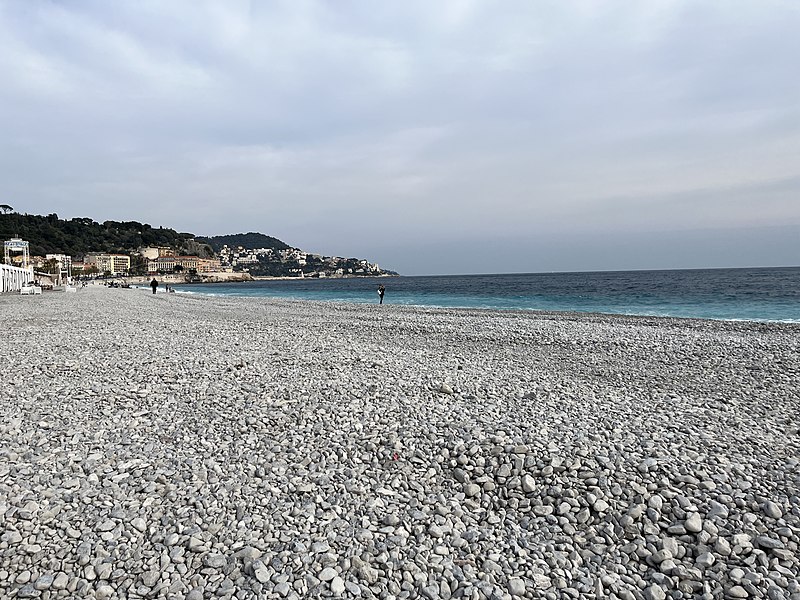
150, 278, 158, 295
378, 284, 385, 304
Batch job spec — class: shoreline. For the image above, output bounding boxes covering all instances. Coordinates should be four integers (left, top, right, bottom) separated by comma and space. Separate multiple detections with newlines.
1, 287, 798, 599
169, 287, 800, 327
7, 282, 800, 327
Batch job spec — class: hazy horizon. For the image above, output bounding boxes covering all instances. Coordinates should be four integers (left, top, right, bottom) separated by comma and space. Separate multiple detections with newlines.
2, 2, 799, 275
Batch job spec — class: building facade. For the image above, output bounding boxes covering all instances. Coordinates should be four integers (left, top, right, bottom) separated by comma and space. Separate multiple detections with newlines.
147, 256, 221, 273
85, 253, 131, 275
45, 254, 72, 271
139, 247, 174, 260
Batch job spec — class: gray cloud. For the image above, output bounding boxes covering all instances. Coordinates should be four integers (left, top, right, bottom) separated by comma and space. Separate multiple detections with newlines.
1, 1, 798, 274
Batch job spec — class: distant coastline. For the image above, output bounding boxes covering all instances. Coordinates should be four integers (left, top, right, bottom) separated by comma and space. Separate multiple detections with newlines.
250, 273, 397, 282
121, 272, 398, 286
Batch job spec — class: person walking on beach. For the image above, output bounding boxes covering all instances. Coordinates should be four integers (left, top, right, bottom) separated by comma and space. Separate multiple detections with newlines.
377, 284, 385, 304
150, 278, 158, 295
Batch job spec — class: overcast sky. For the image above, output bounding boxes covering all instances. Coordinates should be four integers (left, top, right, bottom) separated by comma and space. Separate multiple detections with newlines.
1, 1, 798, 274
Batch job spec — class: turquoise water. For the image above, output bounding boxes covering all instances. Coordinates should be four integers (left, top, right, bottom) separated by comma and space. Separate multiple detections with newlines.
176, 267, 800, 322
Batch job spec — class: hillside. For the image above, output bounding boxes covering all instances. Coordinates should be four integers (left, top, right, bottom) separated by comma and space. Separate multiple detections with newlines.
196, 232, 290, 253
0, 213, 213, 257
0, 212, 395, 277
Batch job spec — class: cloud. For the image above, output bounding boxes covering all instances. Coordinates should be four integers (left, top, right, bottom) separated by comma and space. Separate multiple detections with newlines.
0, 1, 798, 274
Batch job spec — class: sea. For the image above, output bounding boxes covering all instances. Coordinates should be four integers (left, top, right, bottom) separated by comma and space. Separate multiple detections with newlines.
175, 267, 800, 323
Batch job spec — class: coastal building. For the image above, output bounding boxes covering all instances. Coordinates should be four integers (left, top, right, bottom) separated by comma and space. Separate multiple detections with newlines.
85, 253, 130, 275
46, 254, 72, 271
138, 246, 173, 260
196, 258, 222, 272
147, 256, 221, 273
45, 254, 73, 282
232, 254, 259, 266
148, 256, 190, 273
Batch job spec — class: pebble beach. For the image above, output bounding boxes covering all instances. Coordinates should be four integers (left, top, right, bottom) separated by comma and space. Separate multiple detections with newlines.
1, 287, 798, 600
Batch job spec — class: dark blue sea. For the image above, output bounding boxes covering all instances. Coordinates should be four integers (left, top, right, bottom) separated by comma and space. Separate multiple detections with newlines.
176, 267, 800, 322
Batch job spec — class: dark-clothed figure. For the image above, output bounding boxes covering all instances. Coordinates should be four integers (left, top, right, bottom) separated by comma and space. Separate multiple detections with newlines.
378, 284, 385, 304
150, 278, 158, 295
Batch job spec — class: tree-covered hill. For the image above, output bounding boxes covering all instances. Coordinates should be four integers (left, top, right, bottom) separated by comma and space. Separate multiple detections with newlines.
196, 232, 290, 253
0, 212, 213, 257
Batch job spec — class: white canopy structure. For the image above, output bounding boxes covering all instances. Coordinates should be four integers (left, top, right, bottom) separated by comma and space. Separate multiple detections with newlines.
2, 238, 34, 293
4, 238, 30, 269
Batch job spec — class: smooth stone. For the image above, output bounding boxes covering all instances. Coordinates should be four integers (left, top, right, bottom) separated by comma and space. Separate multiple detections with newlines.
639, 458, 658, 472
521, 474, 536, 493
4, 531, 23, 545
319, 567, 337, 582
97, 519, 116, 532
464, 483, 481, 497
662, 538, 679, 557
252, 560, 270, 583
754, 536, 784, 550
684, 513, 702, 533
187, 536, 204, 551
729, 568, 745, 582
34, 574, 54, 590
17, 584, 38, 598
650, 549, 672, 564
532, 574, 551, 589
52, 573, 69, 590
330, 576, 346, 595
508, 578, 526, 596
762, 501, 783, 519
696, 552, 715, 568
716, 537, 732, 555
358, 564, 379, 584
234, 546, 262, 560
204, 554, 227, 569
644, 584, 666, 600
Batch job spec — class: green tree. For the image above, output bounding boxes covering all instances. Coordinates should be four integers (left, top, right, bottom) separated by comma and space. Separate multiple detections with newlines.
42, 258, 59, 274
130, 254, 149, 276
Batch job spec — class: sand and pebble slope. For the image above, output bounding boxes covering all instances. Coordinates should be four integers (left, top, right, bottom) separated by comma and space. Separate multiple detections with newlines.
1, 287, 798, 600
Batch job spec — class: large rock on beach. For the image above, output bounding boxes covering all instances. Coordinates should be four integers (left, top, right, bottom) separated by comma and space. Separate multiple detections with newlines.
0, 286, 798, 599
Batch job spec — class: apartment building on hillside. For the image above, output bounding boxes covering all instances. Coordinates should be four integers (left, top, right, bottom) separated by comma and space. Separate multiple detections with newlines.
85, 253, 130, 275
